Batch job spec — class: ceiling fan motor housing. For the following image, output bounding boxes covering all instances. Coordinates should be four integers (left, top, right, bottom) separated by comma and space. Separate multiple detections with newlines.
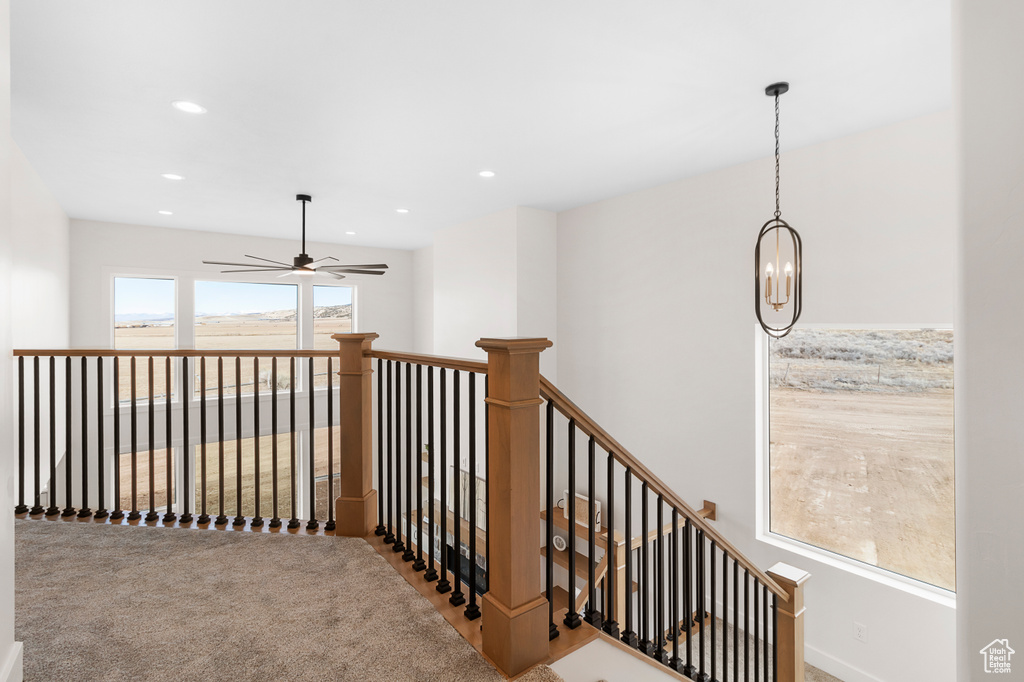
293, 253, 314, 268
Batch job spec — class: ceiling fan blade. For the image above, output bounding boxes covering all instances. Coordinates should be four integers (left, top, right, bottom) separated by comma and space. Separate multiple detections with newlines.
221, 268, 295, 273
326, 269, 386, 275
312, 256, 340, 264
204, 260, 289, 269
328, 272, 347, 280
317, 263, 389, 270
243, 254, 293, 267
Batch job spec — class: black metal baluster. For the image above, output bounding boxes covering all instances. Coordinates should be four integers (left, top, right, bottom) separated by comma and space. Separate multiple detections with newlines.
384, 360, 395, 545
62, 356, 76, 518
307, 357, 318, 531
621, 468, 637, 648
15, 357, 27, 515
424, 366, 438, 582
180, 357, 193, 525
712, 540, 718, 682
754, 577, 761, 682
234, 356, 245, 528
375, 358, 386, 537
252, 357, 262, 528
30, 357, 44, 515
448, 369, 464, 606
763, 583, 770, 682
95, 357, 108, 519
670, 508, 681, 672
199, 357, 210, 525
288, 356, 299, 530
772, 593, 778, 682
639, 481, 651, 653
436, 368, 451, 594
270, 357, 280, 528
46, 357, 59, 517
403, 362, 414, 559
564, 419, 581, 629
734, 560, 740, 682
663, 493, 671, 659
163, 357, 174, 524
324, 356, 333, 533
465, 372, 480, 619
586, 436, 601, 628
723, 551, 729, 682
215, 357, 227, 526
143, 356, 156, 521
545, 400, 558, 639
744, 568, 750, 682
698, 529, 706, 681
79, 356, 92, 518
391, 360, 403, 552
683, 518, 693, 677
413, 363, 425, 570
604, 451, 619, 638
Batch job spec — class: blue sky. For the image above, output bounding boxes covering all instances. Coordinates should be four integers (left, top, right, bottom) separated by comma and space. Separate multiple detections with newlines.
115, 277, 352, 317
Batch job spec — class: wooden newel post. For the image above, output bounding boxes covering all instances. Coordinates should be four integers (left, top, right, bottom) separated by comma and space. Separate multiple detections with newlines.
332, 332, 379, 537
767, 562, 811, 682
476, 337, 553, 677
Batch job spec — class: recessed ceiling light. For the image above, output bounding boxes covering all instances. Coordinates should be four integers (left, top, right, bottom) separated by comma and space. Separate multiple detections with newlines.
171, 100, 207, 114
345, 231, 356, 235
395, 208, 410, 214
478, 170, 496, 178
158, 210, 173, 216
161, 173, 184, 181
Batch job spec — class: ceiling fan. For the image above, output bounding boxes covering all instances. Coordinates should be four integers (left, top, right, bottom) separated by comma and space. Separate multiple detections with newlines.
203, 194, 388, 280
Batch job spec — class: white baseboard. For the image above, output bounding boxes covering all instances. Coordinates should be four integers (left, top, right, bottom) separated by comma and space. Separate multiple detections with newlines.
805, 642, 885, 682
0, 642, 23, 682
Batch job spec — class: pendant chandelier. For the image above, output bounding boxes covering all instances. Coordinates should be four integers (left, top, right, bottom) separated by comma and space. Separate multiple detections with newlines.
754, 82, 802, 338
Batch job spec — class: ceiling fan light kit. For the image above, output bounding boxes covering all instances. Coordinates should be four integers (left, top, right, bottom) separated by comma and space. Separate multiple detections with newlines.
203, 194, 389, 280
754, 81, 803, 339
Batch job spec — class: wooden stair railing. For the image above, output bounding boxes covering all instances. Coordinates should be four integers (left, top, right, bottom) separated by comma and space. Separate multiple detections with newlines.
344, 335, 809, 682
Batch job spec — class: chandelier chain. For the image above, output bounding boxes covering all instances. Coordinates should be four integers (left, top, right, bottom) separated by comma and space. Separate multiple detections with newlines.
774, 92, 781, 219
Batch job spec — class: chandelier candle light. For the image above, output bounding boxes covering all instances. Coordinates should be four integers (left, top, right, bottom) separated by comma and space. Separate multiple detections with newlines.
754, 82, 802, 338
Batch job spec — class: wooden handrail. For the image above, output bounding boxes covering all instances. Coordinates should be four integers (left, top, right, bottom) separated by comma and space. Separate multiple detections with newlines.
539, 375, 788, 601
368, 349, 488, 374
13, 348, 339, 358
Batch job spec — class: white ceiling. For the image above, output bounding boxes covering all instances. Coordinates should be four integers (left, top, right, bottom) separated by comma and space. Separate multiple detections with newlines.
12, 1, 950, 250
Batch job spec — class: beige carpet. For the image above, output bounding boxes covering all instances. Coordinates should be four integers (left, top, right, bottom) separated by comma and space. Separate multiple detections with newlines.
15, 519, 562, 682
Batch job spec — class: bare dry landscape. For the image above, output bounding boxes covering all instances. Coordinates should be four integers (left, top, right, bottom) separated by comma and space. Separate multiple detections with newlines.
769, 329, 955, 590
111, 310, 352, 522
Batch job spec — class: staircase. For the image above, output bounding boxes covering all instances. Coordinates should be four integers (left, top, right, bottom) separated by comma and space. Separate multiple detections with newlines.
11, 334, 811, 681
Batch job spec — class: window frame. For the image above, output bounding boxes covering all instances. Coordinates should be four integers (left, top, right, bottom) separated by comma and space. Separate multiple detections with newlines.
754, 322, 957, 606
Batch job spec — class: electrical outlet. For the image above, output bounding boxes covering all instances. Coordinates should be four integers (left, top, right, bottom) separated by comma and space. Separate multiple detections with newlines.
853, 622, 868, 643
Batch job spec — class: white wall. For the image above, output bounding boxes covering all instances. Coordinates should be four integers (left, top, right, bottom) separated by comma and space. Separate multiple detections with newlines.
431, 206, 558, 377
69, 219, 414, 351
0, 0, 21, 676
11, 142, 69, 349
955, 2, 1024, 680
413, 245, 434, 354
556, 111, 956, 682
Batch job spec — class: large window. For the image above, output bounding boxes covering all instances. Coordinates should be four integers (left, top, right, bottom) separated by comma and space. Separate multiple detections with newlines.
194, 281, 298, 350
767, 328, 954, 590
114, 277, 175, 350
114, 277, 176, 402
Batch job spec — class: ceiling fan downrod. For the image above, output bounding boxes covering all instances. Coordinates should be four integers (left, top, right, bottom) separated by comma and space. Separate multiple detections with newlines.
295, 194, 312, 269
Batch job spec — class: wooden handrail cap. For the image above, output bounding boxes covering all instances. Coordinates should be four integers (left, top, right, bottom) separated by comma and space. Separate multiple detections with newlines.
331, 332, 379, 342
767, 562, 811, 588
475, 337, 553, 353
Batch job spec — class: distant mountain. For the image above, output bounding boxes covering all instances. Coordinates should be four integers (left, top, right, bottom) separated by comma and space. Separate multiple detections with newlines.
115, 312, 173, 322
314, 304, 352, 319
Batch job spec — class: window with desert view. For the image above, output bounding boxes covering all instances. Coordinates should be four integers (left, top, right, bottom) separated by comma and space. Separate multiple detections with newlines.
768, 328, 955, 591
